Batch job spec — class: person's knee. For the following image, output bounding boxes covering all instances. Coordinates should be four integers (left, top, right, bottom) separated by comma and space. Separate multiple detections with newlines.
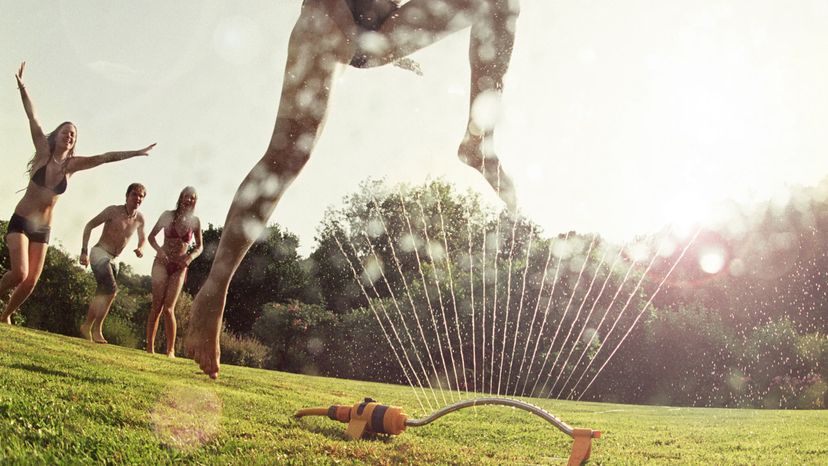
95, 284, 117, 297
458, 135, 487, 167
16, 276, 39, 295
6, 265, 29, 287
261, 143, 311, 180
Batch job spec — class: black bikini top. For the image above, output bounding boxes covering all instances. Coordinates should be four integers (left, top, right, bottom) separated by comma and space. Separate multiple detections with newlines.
31, 163, 68, 195
345, 0, 399, 31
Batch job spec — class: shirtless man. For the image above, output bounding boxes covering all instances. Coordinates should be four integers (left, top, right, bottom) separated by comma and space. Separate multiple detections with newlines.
78, 183, 147, 343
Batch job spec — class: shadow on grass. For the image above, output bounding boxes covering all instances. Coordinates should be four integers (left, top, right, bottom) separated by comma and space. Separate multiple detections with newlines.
6, 362, 114, 384
292, 418, 396, 443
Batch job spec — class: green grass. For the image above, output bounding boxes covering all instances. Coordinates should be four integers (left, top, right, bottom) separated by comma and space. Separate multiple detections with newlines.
1, 325, 826, 465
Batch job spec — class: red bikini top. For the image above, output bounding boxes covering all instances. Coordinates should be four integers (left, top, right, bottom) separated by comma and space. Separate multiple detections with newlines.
164, 225, 193, 243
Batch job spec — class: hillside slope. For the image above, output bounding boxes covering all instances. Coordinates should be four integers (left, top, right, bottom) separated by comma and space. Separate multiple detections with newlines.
1, 325, 826, 464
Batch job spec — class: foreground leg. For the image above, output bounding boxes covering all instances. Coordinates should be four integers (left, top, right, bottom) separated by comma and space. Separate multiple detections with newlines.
458, 0, 519, 212
186, 0, 356, 377
350, 0, 520, 211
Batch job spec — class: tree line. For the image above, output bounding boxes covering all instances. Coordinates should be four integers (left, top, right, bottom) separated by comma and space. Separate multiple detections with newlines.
2, 179, 826, 408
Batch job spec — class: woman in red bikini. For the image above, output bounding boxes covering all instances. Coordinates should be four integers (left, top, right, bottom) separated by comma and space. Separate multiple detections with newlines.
1, 62, 155, 325
146, 186, 203, 356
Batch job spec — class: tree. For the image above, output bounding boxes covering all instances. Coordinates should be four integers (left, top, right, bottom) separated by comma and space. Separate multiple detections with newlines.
185, 223, 318, 333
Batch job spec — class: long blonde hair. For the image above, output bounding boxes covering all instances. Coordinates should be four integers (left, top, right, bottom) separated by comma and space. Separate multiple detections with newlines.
26, 121, 77, 175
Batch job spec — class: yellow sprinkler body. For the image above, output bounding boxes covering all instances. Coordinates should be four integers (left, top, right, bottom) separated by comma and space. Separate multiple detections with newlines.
295, 397, 601, 466
295, 398, 408, 439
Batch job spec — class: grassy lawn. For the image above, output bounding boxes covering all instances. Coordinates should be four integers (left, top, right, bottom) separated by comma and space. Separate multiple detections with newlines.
1, 324, 826, 465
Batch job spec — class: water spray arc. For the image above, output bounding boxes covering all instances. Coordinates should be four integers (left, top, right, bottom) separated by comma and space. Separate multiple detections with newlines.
329, 185, 700, 407
295, 397, 601, 466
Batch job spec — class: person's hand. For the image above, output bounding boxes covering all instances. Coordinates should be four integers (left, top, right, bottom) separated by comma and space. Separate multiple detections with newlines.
134, 248, 143, 258
135, 143, 156, 156
79, 251, 89, 267
172, 254, 188, 268
15, 62, 25, 89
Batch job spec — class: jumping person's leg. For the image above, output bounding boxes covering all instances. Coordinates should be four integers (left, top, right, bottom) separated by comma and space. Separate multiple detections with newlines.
351, 0, 520, 211
0, 236, 47, 324
186, 0, 358, 377
459, 0, 519, 211
0, 233, 29, 324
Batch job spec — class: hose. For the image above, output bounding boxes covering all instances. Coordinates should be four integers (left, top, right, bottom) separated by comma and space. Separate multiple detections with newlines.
405, 397, 575, 437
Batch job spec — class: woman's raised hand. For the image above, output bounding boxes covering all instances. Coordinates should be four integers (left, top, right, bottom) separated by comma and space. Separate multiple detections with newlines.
15, 62, 25, 89
136, 143, 157, 156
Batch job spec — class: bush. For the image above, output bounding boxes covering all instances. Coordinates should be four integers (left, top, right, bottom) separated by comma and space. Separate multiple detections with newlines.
317, 305, 404, 385
104, 316, 141, 349
219, 330, 268, 369
738, 319, 826, 408
252, 301, 336, 373
643, 305, 736, 406
173, 292, 194, 355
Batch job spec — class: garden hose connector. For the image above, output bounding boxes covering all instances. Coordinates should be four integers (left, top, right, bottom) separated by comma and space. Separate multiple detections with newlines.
295, 397, 408, 439
569, 428, 601, 466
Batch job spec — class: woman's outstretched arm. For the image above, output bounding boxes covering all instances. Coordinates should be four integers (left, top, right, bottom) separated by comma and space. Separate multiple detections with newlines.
15, 62, 48, 156
67, 143, 156, 173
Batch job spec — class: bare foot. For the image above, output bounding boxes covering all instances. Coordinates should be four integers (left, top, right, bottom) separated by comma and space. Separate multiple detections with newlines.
79, 322, 93, 341
166, 352, 176, 359
92, 330, 107, 344
184, 283, 224, 379
2, 315, 11, 325
458, 134, 517, 213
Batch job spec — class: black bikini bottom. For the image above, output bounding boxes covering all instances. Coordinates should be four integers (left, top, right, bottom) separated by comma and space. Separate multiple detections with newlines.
6, 213, 51, 244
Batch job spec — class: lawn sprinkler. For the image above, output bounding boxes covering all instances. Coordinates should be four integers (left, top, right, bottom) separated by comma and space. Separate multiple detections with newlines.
295, 397, 601, 466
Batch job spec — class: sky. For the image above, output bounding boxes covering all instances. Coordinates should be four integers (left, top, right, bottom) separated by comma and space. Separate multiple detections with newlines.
3, 0, 828, 276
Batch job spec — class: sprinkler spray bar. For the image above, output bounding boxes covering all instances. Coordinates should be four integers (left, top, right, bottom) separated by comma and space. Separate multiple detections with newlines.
295, 397, 601, 466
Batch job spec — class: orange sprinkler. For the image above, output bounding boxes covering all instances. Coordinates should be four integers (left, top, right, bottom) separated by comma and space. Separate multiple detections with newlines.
295, 397, 601, 466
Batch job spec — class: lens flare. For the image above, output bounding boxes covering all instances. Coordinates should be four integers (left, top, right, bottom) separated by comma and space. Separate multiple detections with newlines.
698, 247, 726, 274
150, 384, 222, 451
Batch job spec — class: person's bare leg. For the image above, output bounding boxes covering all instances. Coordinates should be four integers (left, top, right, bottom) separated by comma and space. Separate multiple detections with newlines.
91, 293, 116, 344
185, 0, 357, 377
0, 234, 29, 324
1, 238, 46, 324
458, 0, 519, 212
146, 261, 168, 354
80, 294, 114, 342
350, 0, 519, 211
162, 269, 187, 357
162, 308, 177, 358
